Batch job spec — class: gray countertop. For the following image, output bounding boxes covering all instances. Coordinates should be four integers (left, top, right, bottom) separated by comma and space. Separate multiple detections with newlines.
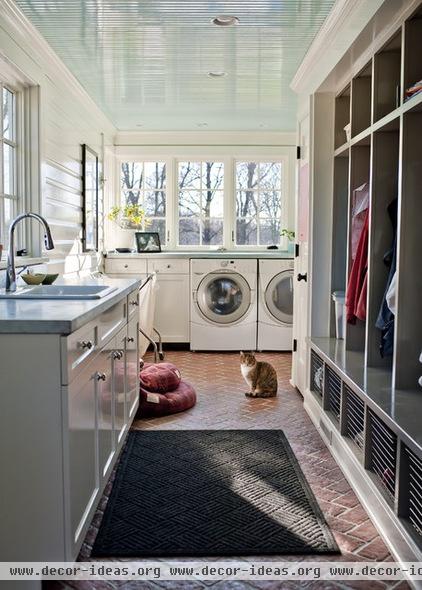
105, 250, 294, 259
0, 277, 142, 335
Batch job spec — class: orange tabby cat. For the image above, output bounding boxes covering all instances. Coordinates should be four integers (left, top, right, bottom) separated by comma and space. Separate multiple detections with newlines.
240, 351, 278, 398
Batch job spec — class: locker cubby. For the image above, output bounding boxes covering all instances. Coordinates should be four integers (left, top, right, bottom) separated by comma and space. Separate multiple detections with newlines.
368, 411, 397, 502
374, 31, 402, 121
394, 110, 422, 390
334, 85, 351, 148
310, 350, 324, 399
404, 7, 422, 104
345, 140, 371, 353
330, 154, 349, 338
366, 122, 399, 369
351, 62, 372, 137
325, 365, 341, 424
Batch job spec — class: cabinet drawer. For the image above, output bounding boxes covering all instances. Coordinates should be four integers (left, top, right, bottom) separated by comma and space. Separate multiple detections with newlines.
148, 258, 189, 274
61, 323, 98, 385
104, 258, 147, 274
127, 288, 140, 319
98, 299, 126, 346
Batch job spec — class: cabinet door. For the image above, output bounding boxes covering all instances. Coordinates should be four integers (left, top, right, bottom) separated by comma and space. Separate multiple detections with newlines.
126, 316, 139, 421
154, 274, 190, 342
96, 343, 115, 480
67, 362, 99, 548
113, 327, 127, 446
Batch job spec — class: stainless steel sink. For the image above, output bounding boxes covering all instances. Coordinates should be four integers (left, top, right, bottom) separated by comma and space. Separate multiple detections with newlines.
0, 284, 118, 300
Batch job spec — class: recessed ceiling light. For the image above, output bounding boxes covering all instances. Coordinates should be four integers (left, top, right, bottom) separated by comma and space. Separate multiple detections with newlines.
196, 123, 208, 128
207, 71, 227, 78
211, 15, 239, 27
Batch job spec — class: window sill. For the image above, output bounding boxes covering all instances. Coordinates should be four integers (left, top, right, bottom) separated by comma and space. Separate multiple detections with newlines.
0, 256, 49, 271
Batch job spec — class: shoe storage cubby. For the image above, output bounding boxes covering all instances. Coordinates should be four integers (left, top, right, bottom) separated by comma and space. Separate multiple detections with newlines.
367, 410, 397, 503
343, 385, 365, 454
403, 446, 422, 537
324, 365, 341, 424
310, 350, 324, 400
308, 1, 422, 555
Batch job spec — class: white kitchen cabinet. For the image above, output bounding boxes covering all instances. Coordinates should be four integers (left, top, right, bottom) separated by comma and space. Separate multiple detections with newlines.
104, 255, 190, 343
153, 273, 190, 342
126, 315, 140, 419
67, 358, 100, 553
0, 282, 141, 564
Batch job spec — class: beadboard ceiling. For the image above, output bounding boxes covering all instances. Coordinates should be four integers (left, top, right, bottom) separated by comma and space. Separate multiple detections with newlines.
14, 0, 336, 131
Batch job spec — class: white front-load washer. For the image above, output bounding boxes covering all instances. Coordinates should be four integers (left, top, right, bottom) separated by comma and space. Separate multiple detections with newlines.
190, 258, 257, 351
258, 258, 294, 351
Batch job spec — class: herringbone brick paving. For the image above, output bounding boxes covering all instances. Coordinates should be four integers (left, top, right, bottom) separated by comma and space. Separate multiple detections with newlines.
48, 351, 408, 590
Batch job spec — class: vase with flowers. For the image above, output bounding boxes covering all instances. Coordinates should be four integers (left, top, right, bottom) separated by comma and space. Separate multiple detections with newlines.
107, 204, 149, 229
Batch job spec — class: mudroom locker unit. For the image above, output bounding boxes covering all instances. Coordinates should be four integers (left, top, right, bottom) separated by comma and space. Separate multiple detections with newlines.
296, 0, 422, 566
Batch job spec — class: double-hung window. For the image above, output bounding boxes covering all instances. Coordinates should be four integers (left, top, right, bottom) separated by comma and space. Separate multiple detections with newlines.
1, 85, 18, 251
235, 161, 283, 246
178, 161, 224, 246
120, 161, 166, 243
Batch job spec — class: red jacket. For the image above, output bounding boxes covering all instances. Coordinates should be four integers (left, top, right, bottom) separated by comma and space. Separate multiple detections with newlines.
346, 209, 369, 324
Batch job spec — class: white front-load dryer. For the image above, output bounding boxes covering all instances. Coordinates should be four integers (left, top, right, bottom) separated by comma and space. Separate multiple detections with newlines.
258, 258, 294, 351
190, 258, 257, 351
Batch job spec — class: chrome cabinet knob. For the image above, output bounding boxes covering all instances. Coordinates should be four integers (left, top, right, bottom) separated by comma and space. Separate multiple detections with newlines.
124, 264, 128, 269
80, 340, 93, 350
96, 372, 107, 381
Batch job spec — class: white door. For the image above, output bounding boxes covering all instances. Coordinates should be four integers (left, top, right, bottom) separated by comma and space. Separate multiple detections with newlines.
292, 111, 311, 394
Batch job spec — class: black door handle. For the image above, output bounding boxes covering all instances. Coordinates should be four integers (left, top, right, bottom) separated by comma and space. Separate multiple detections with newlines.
297, 273, 307, 282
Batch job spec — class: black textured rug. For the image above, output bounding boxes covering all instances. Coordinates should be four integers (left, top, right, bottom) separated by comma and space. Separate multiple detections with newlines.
92, 430, 339, 557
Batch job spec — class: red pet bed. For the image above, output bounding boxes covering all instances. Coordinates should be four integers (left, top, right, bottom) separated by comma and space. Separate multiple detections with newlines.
137, 362, 196, 418
138, 380, 196, 418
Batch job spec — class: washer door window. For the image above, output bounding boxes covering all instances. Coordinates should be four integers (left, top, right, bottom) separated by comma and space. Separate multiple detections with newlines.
197, 272, 251, 324
265, 270, 294, 325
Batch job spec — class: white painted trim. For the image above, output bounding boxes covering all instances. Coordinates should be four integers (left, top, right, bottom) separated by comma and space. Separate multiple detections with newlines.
291, 0, 385, 95
114, 131, 296, 147
0, 0, 115, 136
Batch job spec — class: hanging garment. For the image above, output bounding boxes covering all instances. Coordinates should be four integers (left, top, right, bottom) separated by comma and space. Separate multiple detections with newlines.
386, 271, 397, 315
346, 208, 369, 324
375, 199, 398, 357
351, 183, 369, 261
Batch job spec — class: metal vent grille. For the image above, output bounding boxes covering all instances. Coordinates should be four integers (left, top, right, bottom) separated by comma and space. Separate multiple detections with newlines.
326, 366, 341, 423
310, 350, 324, 398
369, 411, 397, 500
406, 446, 422, 537
344, 385, 365, 452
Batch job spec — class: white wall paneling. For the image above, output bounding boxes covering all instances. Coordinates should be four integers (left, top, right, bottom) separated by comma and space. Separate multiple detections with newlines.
0, 0, 116, 277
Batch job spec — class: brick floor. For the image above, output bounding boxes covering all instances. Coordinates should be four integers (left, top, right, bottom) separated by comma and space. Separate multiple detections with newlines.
47, 351, 407, 590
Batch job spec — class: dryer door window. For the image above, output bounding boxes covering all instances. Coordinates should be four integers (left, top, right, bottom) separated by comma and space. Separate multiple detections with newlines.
197, 272, 251, 324
265, 270, 294, 325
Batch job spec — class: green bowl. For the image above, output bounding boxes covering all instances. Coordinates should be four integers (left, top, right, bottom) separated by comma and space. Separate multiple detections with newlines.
21, 273, 46, 286
42, 273, 59, 285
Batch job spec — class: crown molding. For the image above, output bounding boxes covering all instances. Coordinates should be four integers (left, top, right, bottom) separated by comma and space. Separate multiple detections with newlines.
291, 0, 385, 95
0, 0, 115, 135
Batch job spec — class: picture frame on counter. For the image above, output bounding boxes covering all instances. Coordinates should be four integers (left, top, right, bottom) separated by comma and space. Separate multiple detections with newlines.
82, 144, 99, 252
135, 232, 161, 253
